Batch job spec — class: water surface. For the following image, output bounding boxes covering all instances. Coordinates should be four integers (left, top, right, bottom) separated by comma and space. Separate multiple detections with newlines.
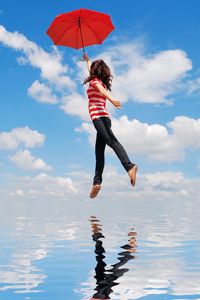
0, 195, 199, 300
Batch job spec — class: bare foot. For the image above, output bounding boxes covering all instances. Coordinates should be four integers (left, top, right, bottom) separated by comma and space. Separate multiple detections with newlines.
90, 184, 101, 199
128, 165, 138, 186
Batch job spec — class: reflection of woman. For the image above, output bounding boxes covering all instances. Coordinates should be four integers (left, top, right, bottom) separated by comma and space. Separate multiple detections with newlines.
89, 217, 137, 300
83, 53, 138, 199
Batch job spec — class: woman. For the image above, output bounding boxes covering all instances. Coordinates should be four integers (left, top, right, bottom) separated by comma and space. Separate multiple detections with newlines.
83, 53, 137, 199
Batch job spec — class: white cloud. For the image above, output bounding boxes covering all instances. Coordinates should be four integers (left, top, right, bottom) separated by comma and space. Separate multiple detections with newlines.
0, 25, 75, 89
75, 122, 95, 148
15, 189, 25, 197
168, 116, 200, 149
28, 80, 58, 104
187, 76, 200, 95
187, 78, 200, 94
10, 149, 52, 172
95, 43, 192, 104
60, 88, 116, 120
4, 172, 78, 198
77, 115, 200, 162
60, 92, 90, 121
35, 172, 77, 193
0, 127, 45, 150
1, 166, 199, 201
99, 167, 200, 201
144, 171, 185, 186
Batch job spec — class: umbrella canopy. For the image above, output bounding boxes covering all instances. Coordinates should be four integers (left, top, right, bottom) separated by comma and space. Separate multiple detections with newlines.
46, 8, 115, 51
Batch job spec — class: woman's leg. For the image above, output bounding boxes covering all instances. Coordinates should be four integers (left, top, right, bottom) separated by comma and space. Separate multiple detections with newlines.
93, 132, 106, 185
93, 117, 135, 173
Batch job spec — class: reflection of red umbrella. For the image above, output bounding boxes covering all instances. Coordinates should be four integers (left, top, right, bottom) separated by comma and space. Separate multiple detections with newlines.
46, 8, 115, 52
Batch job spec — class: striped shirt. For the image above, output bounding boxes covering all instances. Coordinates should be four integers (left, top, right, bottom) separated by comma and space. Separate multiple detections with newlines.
87, 78, 110, 121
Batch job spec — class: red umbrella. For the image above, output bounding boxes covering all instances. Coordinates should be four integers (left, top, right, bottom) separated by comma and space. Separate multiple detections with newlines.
46, 8, 115, 52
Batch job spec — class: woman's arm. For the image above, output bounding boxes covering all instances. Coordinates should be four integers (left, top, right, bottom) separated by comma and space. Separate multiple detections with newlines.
83, 53, 121, 109
93, 83, 121, 109
83, 53, 92, 72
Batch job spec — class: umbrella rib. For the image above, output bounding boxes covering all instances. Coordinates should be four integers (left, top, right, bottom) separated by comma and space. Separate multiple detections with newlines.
91, 18, 115, 35
81, 20, 102, 44
78, 17, 86, 51
76, 23, 80, 49
53, 20, 77, 45
82, 13, 114, 29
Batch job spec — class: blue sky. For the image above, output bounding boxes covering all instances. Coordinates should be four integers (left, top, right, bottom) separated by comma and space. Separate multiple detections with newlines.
0, 0, 200, 199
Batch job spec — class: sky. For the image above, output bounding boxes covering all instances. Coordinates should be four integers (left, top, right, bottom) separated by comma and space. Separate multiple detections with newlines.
0, 0, 200, 200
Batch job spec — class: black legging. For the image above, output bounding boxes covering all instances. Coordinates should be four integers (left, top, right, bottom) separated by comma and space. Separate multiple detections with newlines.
92, 117, 135, 185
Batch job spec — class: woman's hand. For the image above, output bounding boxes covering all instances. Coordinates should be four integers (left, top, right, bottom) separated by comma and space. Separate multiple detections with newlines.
83, 52, 91, 72
111, 99, 121, 109
83, 52, 89, 61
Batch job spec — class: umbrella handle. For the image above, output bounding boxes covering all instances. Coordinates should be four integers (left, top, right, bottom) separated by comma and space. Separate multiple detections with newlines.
79, 52, 88, 62
78, 17, 85, 53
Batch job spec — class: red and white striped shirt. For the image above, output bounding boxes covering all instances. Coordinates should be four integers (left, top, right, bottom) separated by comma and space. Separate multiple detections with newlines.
87, 78, 110, 121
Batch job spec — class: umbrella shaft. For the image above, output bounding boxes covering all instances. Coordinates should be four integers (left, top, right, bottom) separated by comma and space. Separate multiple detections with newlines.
78, 17, 85, 52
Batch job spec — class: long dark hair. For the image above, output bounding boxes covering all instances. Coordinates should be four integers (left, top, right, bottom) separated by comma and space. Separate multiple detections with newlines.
84, 59, 113, 91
